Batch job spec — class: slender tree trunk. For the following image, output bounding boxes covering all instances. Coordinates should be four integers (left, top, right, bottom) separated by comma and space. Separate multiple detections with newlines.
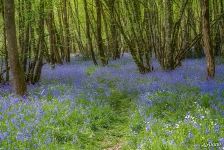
18, 0, 25, 54
83, 0, 97, 65
102, 10, 110, 58
144, 6, 152, 71
63, 0, 70, 62
1, 0, 9, 82
4, 0, 27, 95
27, 0, 45, 84
220, 0, 224, 57
22, 1, 32, 73
73, 0, 85, 56
47, 6, 62, 65
164, 0, 174, 70
95, 0, 107, 65
201, 0, 215, 78
57, 6, 65, 59
108, 0, 120, 59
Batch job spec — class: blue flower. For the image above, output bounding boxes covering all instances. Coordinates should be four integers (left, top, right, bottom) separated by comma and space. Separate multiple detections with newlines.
219, 138, 224, 146
188, 132, 194, 139
214, 123, 220, 133
0, 132, 8, 141
0, 115, 3, 120
145, 124, 151, 132
16, 132, 25, 141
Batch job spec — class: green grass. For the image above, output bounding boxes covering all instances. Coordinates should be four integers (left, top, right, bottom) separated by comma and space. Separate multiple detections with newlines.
86, 66, 99, 76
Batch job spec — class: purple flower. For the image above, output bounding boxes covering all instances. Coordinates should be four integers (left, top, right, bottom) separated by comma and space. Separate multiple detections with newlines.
184, 112, 191, 123
219, 138, 224, 146
10, 97, 20, 104
0, 115, 3, 120
146, 124, 151, 132
52, 89, 61, 97
44, 137, 52, 144
205, 128, 210, 134
170, 140, 175, 145
145, 114, 153, 123
162, 139, 167, 145
2, 102, 9, 111
0, 132, 8, 141
214, 123, 220, 133
188, 132, 194, 139
16, 132, 25, 141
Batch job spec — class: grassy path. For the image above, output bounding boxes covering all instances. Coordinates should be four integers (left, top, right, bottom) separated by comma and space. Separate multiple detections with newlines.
45, 90, 137, 150
98, 90, 136, 150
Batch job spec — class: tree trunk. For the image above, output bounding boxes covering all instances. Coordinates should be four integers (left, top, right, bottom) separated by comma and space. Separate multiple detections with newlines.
63, 0, 71, 62
46, 6, 62, 65
4, 0, 27, 95
1, 0, 9, 82
220, 0, 224, 57
22, 1, 32, 73
108, 0, 120, 59
83, 0, 98, 65
95, 0, 107, 65
164, 0, 174, 70
201, 0, 215, 78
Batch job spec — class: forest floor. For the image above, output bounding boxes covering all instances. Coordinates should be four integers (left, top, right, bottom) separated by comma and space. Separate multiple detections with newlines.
0, 54, 224, 149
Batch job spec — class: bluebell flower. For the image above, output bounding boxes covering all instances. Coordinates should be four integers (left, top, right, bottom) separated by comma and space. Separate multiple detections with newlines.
214, 123, 220, 133
184, 112, 191, 123
2, 102, 9, 111
0, 132, 8, 141
145, 114, 153, 123
188, 132, 194, 139
16, 132, 25, 141
162, 139, 167, 145
0, 133, 4, 141
45, 137, 52, 144
145, 124, 151, 132
170, 140, 175, 145
52, 89, 61, 97
219, 138, 224, 146
0, 115, 3, 120
205, 128, 210, 134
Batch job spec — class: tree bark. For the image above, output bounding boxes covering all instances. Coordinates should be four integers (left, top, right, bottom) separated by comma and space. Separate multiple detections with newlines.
201, 0, 215, 78
4, 0, 27, 95
1, 0, 9, 82
95, 0, 107, 65
164, 0, 174, 70
83, 0, 98, 65
63, 0, 71, 62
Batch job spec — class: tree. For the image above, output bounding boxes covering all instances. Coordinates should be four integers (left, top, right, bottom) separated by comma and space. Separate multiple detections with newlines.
27, 0, 46, 84
201, 0, 215, 78
1, 0, 9, 83
63, 0, 71, 62
95, 0, 107, 66
114, 0, 152, 73
106, 0, 120, 59
83, 0, 98, 65
46, 0, 63, 65
164, 0, 174, 70
4, 0, 26, 95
